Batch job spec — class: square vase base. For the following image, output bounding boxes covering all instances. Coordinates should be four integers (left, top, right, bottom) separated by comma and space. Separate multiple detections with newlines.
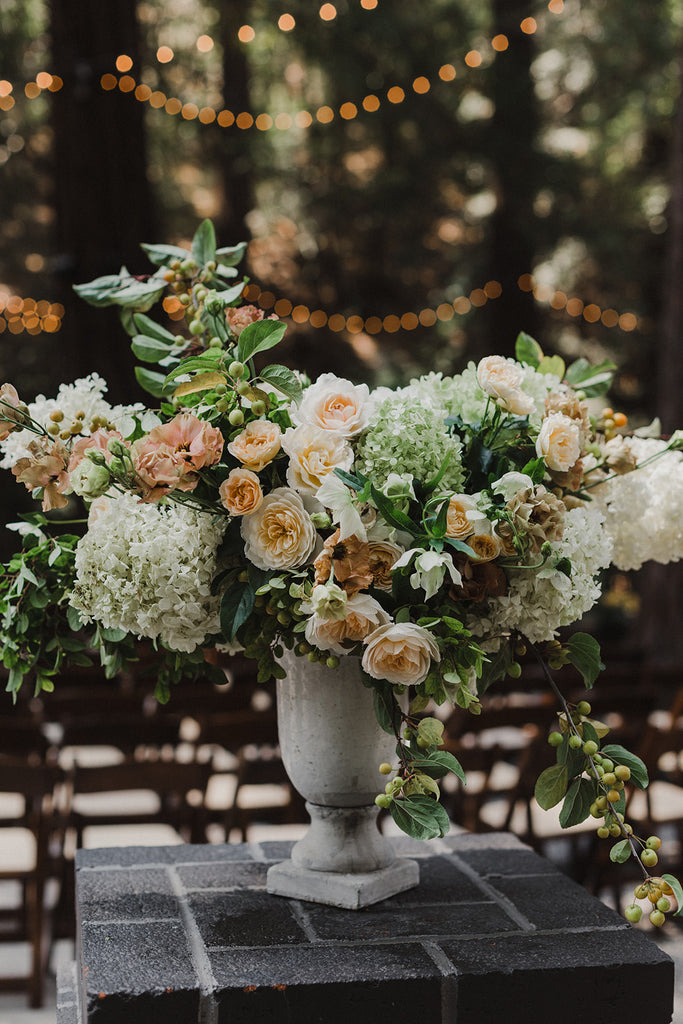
266, 857, 420, 910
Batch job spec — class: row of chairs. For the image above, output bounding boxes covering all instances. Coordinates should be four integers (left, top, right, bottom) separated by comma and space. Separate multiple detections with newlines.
0, 660, 306, 1006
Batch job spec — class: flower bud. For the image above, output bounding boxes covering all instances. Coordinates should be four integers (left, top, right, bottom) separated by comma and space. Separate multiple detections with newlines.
86, 448, 107, 465
309, 582, 348, 621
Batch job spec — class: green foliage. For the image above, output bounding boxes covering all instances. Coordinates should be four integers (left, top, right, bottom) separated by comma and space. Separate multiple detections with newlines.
565, 633, 605, 689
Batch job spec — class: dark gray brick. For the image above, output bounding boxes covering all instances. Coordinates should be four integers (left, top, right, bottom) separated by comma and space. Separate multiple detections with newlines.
77, 867, 179, 923
456, 845, 562, 878
387, 854, 485, 905
188, 890, 309, 948
440, 928, 674, 1024
303, 897, 521, 941
213, 944, 444, 1024
490, 871, 626, 930
177, 860, 268, 892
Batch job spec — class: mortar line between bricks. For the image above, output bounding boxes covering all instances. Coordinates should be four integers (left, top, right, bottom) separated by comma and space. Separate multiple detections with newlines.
286, 899, 322, 942
444, 851, 537, 932
421, 940, 460, 977
167, 865, 219, 1024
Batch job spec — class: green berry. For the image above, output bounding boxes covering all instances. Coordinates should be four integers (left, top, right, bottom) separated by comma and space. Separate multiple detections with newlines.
208, 337, 223, 348
326, 656, 340, 669
576, 700, 592, 716
650, 909, 666, 927
379, 763, 393, 775
597, 826, 610, 839
583, 740, 599, 756
375, 794, 392, 809
548, 731, 563, 748
601, 759, 614, 773
641, 848, 659, 868
229, 360, 246, 379
624, 904, 643, 923
237, 380, 252, 396
228, 409, 244, 427
507, 662, 521, 679
614, 764, 631, 782
606, 789, 620, 803
189, 319, 204, 336
568, 734, 583, 750
416, 736, 430, 749
251, 399, 266, 416
215, 398, 229, 413
646, 836, 662, 851
656, 897, 671, 913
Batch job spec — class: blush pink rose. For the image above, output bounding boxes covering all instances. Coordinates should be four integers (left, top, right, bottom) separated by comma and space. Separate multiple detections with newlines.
132, 413, 224, 501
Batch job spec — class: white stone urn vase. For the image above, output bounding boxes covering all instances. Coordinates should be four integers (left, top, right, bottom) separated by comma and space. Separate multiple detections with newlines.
266, 651, 420, 909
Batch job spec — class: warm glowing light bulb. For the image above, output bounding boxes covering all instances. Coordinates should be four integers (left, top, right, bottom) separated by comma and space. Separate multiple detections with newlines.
116, 54, 133, 72
319, 3, 337, 19
157, 46, 174, 63
492, 34, 509, 51
520, 17, 537, 33
238, 25, 256, 43
278, 14, 296, 31
197, 35, 214, 52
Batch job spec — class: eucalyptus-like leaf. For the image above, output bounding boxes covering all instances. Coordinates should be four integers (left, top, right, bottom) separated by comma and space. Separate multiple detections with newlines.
237, 319, 288, 362
131, 335, 176, 363
191, 218, 217, 267
140, 242, 190, 266
134, 366, 170, 398
132, 314, 177, 343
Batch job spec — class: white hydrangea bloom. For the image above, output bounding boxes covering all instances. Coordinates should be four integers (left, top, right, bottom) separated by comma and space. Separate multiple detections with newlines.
0, 374, 145, 468
590, 438, 683, 570
71, 491, 226, 653
470, 503, 611, 644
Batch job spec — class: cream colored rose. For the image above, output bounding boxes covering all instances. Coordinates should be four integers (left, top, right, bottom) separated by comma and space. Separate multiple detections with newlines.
467, 533, 501, 562
368, 540, 404, 590
282, 424, 354, 494
241, 486, 317, 570
219, 468, 263, 516
305, 592, 391, 655
445, 494, 484, 539
227, 420, 282, 472
535, 412, 582, 473
293, 372, 371, 437
477, 355, 534, 415
362, 622, 440, 687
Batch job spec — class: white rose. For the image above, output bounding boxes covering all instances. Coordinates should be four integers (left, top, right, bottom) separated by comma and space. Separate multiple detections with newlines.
536, 412, 582, 472
305, 592, 391, 655
241, 487, 317, 570
477, 355, 535, 415
362, 622, 440, 687
292, 372, 371, 437
282, 424, 354, 495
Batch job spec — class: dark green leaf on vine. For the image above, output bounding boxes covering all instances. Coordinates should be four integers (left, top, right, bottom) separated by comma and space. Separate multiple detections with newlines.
601, 744, 649, 790
609, 839, 631, 863
566, 633, 604, 689
535, 764, 568, 809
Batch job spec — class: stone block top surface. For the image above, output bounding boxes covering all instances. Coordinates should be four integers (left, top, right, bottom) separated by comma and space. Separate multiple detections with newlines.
72, 833, 674, 1024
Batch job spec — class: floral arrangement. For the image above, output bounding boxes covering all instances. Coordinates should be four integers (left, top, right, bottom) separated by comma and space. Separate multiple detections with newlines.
2, 219, 682, 926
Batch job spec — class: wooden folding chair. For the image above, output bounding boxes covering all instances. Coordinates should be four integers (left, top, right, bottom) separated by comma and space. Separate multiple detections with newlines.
0, 757, 69, 1008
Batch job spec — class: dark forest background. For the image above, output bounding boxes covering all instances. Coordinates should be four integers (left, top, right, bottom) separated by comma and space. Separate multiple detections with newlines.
1, 0, 682, 659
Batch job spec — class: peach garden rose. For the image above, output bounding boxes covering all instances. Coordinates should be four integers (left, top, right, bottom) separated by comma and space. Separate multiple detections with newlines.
227, 419, 282, 472
219, 467, 263, 516
291, 372, 371, 437
535, 412, 582, 473
240, 486, 317, 570
362, 621, 440, 687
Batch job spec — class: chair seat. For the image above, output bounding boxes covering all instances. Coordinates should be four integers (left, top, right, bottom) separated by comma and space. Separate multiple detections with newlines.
0, 828, 38, 874
71, 789, 162, 816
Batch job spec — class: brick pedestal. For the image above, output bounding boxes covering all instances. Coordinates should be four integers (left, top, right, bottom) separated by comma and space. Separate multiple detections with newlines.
58, 833, 674, 1024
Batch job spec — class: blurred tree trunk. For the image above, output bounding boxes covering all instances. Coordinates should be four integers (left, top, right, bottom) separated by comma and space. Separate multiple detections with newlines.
639, 45, 683, 668
50, 0, 156, 403
481, 0, 539, 359
216, 0, 254, 245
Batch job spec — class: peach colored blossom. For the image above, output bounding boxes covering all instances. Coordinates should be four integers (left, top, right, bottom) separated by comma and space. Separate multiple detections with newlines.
477, 356, 534, 415
362, 622, 440, 687
131, 414, 224, 501
368, 540, 404, 590
314, 529, 373, 595
0, 383, 25, 440
282, 424, 353, 494
445, 494, 483, 539
305, 593, 391, 655
219, 468, 263, 516
241, 487, 317, 570
12, 437, 70, 511
293, 373, 371, 437
68, 428, 124, 474
225, 305, 278, 338
227, 420, 282, 472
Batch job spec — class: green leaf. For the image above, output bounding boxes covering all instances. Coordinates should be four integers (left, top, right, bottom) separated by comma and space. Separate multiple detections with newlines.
538, 354, 566, 378
216, 242, 248, 266
110, 278, 165, 310
609, 839, 632, 863
237, 319, 288, 363
140, 242, 190, 266
601, 744, 649, 790
220, 582, 255, 641
372, 681, 402, 735
67, 605, 84, 631
132, 314, 177, 343
559, 777, 595, 828
521, 456, 546, 483
390, 794, 450, 840
566, 633, 604, 689
534, 763, 568, 810
258, 364, 303, 403
565, 358, 617, 397
131, 335, 176, 363
515, 331, 543, 368
134, 366, 170, 398
369, 485, 418, 535
417, 717, 445, 747
73, 273, 129, 307
410, 750, 466, 783
662, 874, 683, 917
191, 218, 217, 267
